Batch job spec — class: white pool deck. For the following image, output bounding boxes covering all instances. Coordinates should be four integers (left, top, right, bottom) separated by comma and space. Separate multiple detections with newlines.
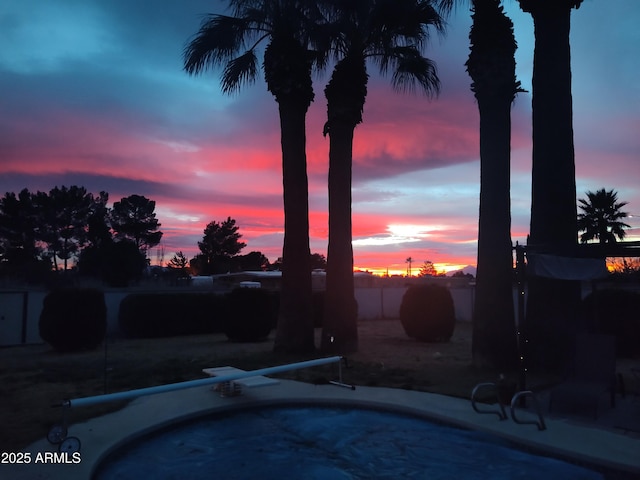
4, 378, 640, 479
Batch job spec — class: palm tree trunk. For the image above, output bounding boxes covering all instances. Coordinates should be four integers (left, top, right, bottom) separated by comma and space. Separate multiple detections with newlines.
466, 0, 520, 370
527, 3, 577, 246
320, 55, 367, 354
472, 95, 518, 369
519, 1, 581, 370
321, 118, 358, 354
273, 100, 315, 353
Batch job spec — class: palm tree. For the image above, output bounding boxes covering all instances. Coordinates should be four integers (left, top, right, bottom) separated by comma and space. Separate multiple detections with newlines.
518, 0, 582, 250
465, 0, 521, 369
319, 0, 443, 354
184, 0, 325, 353
431, 0, 520, 369
518, 0, 583, 370
578, 189, 630, 244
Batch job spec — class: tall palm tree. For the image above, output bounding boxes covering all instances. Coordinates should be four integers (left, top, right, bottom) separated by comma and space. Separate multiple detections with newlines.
432, 0, 520, 369
578, 189, 630, 244
319, 0, 443, 354
518, 0, 583, 370
518, 0, 582, 250
184, 0, 325, 353
465, 0, 521, 369
406, 257, 414, 277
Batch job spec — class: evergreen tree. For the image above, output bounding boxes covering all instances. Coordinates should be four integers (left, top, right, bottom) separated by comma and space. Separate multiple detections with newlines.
197, 217, 246, 274
110, 194, 163, 253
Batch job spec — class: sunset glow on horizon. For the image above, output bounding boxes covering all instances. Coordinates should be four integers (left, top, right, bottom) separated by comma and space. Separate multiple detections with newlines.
1, 1, 639, 275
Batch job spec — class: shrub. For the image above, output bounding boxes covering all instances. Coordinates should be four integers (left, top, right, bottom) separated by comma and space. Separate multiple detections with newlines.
399, 284, 455, 342
78, 240, 147, 287
579, 289, 640, 358
39, 288, 107, 352
118, 293, 224, 338
223, 288, 275, 342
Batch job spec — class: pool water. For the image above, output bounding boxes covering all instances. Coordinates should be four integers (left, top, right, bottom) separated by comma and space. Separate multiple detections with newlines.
95, 406, 602, 479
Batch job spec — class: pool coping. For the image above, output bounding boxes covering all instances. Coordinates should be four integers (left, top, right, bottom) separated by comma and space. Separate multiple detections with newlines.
4, 379, 640, 479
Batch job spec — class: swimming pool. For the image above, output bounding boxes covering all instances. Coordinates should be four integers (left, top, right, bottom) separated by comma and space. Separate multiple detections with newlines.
94, 406, 603, 479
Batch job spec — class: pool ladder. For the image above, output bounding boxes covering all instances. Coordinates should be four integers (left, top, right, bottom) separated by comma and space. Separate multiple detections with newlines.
471, 383, 546, 431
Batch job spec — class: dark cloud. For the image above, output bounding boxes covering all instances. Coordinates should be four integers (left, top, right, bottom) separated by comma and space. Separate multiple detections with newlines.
0, 171, 176, 200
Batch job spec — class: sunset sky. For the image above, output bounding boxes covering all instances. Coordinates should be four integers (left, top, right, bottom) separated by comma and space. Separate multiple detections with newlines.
1, 0, 639, 275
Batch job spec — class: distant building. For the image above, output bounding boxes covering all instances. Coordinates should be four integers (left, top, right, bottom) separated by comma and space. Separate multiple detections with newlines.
203, 269, 471, 292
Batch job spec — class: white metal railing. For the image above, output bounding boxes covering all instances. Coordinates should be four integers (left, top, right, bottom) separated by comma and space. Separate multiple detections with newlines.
470, 382, 508, 420
471, 382, 546, 431
64, 356, 345, 408
510, 391, 547, 430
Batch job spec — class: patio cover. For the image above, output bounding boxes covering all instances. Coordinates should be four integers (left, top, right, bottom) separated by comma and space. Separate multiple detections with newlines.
527, 253, 608, 281
524, 240, 640, 281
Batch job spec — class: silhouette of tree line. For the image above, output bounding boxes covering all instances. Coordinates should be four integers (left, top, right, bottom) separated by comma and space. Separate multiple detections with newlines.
0, 187, 161, 286
0, 187, 329, 286
186, 216, 327, 275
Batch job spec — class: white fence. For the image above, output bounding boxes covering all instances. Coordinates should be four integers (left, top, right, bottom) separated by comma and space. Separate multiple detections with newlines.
0, 290, 127, 346
355, 286, 473, 322
0, 286, 475, 347
0, 291, 47, 346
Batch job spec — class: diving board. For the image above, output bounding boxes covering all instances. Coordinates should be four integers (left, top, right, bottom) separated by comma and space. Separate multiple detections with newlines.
202, 366, 280, 396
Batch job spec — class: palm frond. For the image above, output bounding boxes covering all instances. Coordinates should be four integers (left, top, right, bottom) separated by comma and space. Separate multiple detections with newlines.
417, 1, 446, 38
183, 15, 254, 74
221, 50, 260, 94
434, 0, 469, 16
389, 47, 440, 96
327, 0, 442, 90
383, 0, 444, 42
307, 20, 336, 70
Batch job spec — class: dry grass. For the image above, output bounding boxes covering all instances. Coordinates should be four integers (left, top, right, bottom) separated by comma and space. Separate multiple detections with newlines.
1, 320, 539, 452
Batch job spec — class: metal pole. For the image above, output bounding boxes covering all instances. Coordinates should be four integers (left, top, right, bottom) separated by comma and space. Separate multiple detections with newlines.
515, 244, 527, 399
21, 291, 28, 344
67, 356, 343, 409
103, 333, 108, 395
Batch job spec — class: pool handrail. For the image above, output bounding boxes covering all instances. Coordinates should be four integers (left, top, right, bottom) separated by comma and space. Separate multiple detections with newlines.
510, 390, 547, 431
471, 382, 508, 420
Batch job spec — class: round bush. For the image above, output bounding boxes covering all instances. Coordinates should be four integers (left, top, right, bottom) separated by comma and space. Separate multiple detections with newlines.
580, 289, 640, 358
399, 284, 455, 342
39, 288, 107, 352
223, 288, 275, 342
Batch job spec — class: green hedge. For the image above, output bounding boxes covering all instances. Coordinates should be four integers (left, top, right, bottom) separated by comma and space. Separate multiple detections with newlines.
39, 288, 107, 352
399, 284, 455, 343
118, 289, 281, 340
118, 293, 224, 338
